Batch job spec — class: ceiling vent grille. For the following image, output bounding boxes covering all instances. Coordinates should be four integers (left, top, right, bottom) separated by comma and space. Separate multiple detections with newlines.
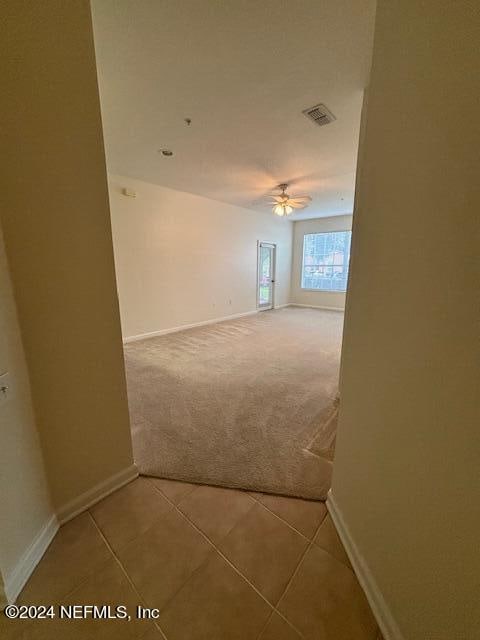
302, 103, 336, 127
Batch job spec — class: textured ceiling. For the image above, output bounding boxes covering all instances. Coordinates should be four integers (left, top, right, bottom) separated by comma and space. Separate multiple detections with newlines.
91, 0, 376, 219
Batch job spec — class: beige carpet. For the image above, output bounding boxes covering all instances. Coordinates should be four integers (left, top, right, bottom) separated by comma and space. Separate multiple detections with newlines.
125, 307, 343, 499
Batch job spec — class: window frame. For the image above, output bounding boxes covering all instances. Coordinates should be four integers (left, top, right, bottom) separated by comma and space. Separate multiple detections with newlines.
300, 230, 352, 293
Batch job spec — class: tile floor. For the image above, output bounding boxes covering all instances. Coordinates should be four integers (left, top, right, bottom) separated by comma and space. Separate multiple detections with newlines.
1, 477, 383, 639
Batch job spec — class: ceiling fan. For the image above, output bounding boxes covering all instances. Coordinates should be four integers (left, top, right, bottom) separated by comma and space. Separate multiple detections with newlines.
265, 184, 312, 216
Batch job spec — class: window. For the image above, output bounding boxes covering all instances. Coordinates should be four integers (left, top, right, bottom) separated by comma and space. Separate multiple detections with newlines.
301, 231, 352, 291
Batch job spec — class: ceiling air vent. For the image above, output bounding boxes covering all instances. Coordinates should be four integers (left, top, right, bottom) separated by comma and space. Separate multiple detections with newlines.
302, 103, 336, 127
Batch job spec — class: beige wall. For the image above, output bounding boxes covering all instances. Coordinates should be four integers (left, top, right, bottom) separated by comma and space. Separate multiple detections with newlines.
108, 175, 293, 339
0, 225, 53, 595
291, 215, 353, 310
1, 1, 133, 510
331, 1, 480, 639
0, 575, 6, 608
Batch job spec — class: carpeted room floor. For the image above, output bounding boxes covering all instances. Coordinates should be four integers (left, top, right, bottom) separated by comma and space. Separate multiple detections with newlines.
125, 307, 343, 500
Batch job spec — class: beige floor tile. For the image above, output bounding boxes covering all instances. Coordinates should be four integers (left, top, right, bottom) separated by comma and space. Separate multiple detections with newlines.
1, 560, 158, 640
90, 478, 173, 552
60, 557, 156, 639
10, 478, 378, 640
159, 552, 271, 639
0, 615, 32, 640
138, 627, 165, 640
313, 514, 351, 568
117, 506, 212, 611
18, 512, 111, 604
255, 493, 327, 539
0, 613, 154, 640
219, 502, 309, 605
177, 484, 255, 544
0, 617, 82, 640
259, 612, 303, 639
148, 477, 198, 504
278, 545, 378, 640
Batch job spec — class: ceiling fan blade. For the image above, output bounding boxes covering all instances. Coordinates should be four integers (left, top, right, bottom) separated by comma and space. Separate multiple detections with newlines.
289, 202, 308, 209
288, 195, 312, 202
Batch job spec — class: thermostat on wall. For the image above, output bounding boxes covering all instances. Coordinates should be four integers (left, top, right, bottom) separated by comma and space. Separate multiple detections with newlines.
122, 188, 137, 198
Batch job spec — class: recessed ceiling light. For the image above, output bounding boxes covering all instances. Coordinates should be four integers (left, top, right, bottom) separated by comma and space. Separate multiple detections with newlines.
159, 149, 173, 157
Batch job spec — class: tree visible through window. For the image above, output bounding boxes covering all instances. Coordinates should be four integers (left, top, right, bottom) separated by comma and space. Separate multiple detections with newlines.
301, 231, 352, 291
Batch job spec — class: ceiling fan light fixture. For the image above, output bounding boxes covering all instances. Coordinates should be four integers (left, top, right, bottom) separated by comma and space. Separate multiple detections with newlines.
267, 183, 311, 217
273, 203, 293, 216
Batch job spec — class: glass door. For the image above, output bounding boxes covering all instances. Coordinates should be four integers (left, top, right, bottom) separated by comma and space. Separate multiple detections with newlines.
257, 242, 275, 310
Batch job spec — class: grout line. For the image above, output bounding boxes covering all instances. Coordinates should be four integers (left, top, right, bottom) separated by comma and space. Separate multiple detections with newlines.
148, 481, 278, 601
87, 511, 169, 640
273, 515, 328, 637
174, 485, 199, 504
57, 555, 114, 603
147, 477, 199, 507
147, 478, 306, 639
261, 513, 331, 639
146, 546, 219, 620
250, 493, 355, 574
247, 492, 327, 544
48, 515, 117, 604
254, 608, 276, 640
255, 518, 323, 640
176, 494, 257, 543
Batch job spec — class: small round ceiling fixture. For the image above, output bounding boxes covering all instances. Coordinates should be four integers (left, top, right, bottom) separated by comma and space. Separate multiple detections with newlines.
159, 149, 173, 157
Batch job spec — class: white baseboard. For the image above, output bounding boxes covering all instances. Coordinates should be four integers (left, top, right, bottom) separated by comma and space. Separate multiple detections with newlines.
326, 491, 404, 640
123, 304, 342, 343
4, 514, 59, 604
57, 464, 138, 524
123, 310, 259, 344
4, 465, 138, 603
290, 303, 344, 312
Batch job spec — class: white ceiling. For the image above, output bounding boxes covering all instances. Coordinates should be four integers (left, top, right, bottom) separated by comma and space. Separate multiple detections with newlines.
91, 0, 376, 220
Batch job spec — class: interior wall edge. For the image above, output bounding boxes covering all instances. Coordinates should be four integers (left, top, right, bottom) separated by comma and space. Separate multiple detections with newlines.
56, 463, 138, 525
3, 463, 138, 603
326, 491, 405, 640
2, 1, 135, 512
3, 515, 59, 605
0, 223, 56, 603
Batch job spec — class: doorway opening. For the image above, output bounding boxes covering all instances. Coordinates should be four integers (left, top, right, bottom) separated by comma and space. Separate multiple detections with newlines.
257, 242, 276, 311
90, 0, 368, 502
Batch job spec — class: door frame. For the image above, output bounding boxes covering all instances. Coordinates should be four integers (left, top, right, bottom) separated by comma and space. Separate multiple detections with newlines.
256, 241, 276, 311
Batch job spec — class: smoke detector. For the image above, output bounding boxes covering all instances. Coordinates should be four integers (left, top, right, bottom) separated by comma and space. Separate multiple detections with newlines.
302, 103, 336, 127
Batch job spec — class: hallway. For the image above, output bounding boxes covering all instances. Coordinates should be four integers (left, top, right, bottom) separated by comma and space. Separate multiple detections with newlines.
2, 2, 478, 638
4, 478, 381, 640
